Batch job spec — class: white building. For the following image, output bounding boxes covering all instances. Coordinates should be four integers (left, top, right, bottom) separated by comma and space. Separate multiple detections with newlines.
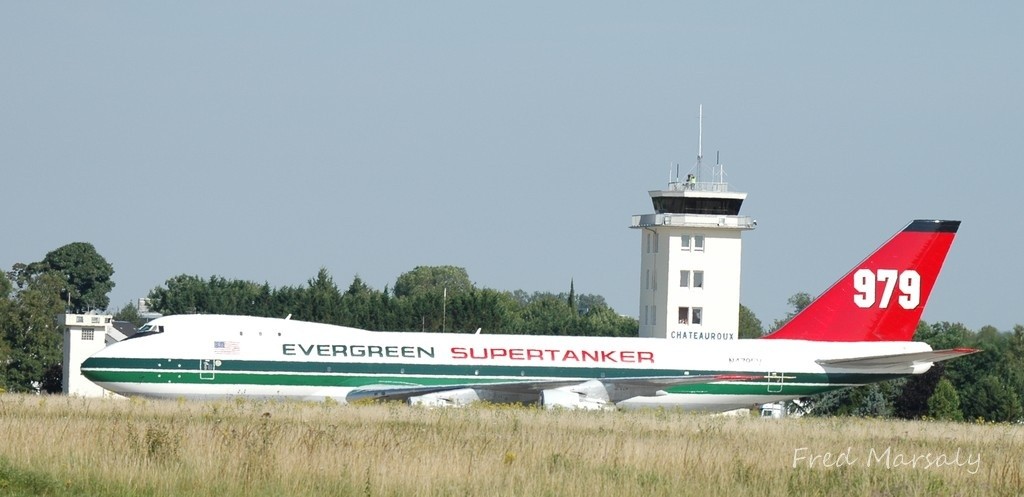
632, 111, 755, 340
61, 313, 122, 397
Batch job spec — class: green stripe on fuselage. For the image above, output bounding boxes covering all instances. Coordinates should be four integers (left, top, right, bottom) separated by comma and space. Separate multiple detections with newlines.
81, 357, 904, 396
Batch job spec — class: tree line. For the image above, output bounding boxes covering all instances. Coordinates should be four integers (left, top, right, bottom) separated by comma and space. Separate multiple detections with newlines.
2, 242, 1023, 423
141, 266, 640, 338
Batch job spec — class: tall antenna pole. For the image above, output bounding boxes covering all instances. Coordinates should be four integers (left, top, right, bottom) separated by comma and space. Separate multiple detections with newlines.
697, 104, 703, 163
695, 104, 704, 184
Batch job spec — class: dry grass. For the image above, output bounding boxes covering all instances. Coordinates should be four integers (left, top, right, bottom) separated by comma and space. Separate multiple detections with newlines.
0, 394, 1021, 496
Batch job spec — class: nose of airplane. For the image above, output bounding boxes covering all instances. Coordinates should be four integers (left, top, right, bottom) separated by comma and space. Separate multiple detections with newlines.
80, 341, 120, 382
80, 356, 102, 382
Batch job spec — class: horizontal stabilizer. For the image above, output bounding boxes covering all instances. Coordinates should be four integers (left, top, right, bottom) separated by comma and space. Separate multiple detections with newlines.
816, 348, 979, 369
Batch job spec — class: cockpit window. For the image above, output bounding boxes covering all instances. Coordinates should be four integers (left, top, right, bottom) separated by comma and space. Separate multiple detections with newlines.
126, 324, 165, 340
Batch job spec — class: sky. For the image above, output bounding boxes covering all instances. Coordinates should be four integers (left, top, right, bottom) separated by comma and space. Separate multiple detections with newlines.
2, 2, 1022, 331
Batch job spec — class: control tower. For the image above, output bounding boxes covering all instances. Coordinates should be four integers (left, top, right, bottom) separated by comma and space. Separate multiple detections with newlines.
631, 107, 755, 340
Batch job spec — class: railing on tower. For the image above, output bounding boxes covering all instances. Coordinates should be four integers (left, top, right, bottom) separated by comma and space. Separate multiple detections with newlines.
666, 179, 731, 193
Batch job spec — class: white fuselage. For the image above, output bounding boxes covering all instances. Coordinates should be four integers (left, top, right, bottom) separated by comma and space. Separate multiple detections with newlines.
81, 315, 932, 411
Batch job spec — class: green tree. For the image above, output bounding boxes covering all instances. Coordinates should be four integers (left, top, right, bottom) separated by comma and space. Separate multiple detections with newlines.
296, 268, 343, 324
961, 375, 1022, 423
914, 321, 968, 350
21, 242, 115, 312
113, 301, 147, 328
567, 280, 577, 314
854, 383, 894, 417
339, 276, 397, 331
1006, 325, 1024, 408
738, 304, 763, 338
1008, 325, 1024, 365
270, 284, 304, 319
579, 302, 638, 337
393, 266, 473, 298
3, 272, 65, 392
0, 272, 13, 299
520, 293, 577, 335
404, 291, 452, 332
148, 274, 208, 314
0, 274, 13, 390
509, 290, 531, 307
927, 378, 964, 421
938, 323, 1008, 408
339, 276, 374, 327
447, 288, 520, 334
769, 292, 812, 332
893, 353, 944, 419
205, 276, 264, 315
807, 381, 899, 418
576, 294, 608, 316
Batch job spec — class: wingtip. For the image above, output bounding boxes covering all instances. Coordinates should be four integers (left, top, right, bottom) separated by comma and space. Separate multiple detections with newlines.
949, 347, 981, 354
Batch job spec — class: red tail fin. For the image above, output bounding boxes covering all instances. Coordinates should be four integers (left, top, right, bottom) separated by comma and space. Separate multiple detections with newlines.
763, 220, 959, 342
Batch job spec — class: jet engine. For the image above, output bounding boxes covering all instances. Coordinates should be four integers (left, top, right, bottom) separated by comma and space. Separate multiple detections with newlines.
540, 388, 610, 410
408, 388, 481, 408
910, 362, 934, 375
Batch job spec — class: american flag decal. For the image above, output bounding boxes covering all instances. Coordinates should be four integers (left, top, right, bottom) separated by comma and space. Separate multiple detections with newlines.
214, 340, 240, 354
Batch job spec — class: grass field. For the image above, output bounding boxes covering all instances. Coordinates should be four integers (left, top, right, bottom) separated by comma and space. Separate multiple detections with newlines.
0, 394, 1020, 497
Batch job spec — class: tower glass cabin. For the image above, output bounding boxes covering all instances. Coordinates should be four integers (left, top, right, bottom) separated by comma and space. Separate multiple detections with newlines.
631, 173, 754, 340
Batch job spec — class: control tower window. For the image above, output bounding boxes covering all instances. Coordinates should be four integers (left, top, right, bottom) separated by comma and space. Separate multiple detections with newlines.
694, 270, 704, 289
680, 270, 690, 288
678, 307, 689, 324
680, 235, 692, 251
694, 235, 705, 251
693, 307, 703, 325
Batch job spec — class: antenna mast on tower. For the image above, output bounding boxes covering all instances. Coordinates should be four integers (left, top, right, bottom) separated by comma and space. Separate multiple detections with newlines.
696, 104, 704, 181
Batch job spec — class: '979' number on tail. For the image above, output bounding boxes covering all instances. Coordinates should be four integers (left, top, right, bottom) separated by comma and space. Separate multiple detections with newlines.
853, 269, 921, 309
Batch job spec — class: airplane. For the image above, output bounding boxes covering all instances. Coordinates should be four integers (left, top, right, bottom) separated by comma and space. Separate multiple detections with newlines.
80, 219, 976, 411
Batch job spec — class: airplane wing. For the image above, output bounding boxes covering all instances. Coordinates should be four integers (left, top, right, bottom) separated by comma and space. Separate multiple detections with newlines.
600, 374, 760, 389
474, 374, 759, 394
345, 374, 757, 404
816, 348, 979, 369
